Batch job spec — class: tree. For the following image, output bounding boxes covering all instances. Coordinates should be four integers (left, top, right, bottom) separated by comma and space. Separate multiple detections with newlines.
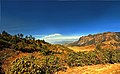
20, 34, 23, 38
29, 35, 32, 40
25, 35, 29, 40
2, 30, 9, 36
29, 35, 35, 40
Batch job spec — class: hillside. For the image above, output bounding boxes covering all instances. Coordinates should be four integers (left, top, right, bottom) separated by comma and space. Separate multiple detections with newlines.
0, 31, 73, 74
0, 31, 120, 74
67, 32, 120, 52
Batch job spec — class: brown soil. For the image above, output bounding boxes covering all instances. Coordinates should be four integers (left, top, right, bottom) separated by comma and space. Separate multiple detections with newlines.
68, 45, 95, 52
56, 63, 120, 74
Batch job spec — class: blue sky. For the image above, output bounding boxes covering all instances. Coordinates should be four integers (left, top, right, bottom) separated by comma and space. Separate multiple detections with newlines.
1, 0, 120, 43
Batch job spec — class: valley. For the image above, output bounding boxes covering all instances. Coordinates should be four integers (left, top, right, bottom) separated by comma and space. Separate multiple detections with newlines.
0, 31, 120, 74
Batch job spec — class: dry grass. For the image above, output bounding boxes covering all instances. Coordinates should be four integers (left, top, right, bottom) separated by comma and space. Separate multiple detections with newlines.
56, 63, 120, 74
68, 45, 95, 52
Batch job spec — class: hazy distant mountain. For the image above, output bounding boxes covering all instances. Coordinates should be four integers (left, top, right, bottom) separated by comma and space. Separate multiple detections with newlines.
52, 40, 75, 44
67, 32, 120, 49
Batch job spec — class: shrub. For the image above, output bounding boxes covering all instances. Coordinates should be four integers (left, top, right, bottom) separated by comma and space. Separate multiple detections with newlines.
8, 56, 44, 74
109, 49, 120, 64
0, 39, 11, 49
67, 49, 120, 67
8, 55, 66, 74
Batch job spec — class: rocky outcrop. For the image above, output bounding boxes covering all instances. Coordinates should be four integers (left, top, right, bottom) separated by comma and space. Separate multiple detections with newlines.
67, 32, 120, 49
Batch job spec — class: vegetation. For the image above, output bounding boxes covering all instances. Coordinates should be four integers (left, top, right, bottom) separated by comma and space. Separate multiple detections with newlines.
0, 31, 69, 74
67, 48, 120, 67
8, 55, 66, 74
0, 31, 120, 74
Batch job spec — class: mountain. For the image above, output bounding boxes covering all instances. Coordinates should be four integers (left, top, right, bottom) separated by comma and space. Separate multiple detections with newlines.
67, 32, 120, 50
53, 40, 75, 45
0, 31, 120, 74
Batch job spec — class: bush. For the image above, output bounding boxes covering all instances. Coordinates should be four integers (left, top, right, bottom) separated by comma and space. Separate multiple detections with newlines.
43, 55, 66, 73
109, 49, 120, 64
8, 55, 66, 74
67, 49, 120, 67
8, 56, 44, 74
0, 39, 11, 49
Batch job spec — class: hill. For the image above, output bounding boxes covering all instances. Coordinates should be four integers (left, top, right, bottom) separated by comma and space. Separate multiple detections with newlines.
0, 31, 120, 74
67, 32, 120, 51
0, 31, 73, 74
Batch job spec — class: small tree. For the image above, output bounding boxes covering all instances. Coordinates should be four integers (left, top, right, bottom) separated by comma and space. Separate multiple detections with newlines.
2, 31, 9, 36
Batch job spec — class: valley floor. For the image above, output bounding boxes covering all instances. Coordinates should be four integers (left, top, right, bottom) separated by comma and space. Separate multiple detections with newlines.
56, 63, 120, 74
68, 45, 95, 52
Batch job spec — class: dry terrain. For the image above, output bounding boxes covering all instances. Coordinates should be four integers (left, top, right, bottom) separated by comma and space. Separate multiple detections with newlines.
56, 63, 120, 74
1, 31, 120, 73
68, 45, 95, 52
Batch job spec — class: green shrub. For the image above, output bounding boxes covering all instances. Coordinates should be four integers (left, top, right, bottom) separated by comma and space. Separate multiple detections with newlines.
67, 49, 120, 67
109, 49, 120, 64
8, 55, 66, 74
8, 56, 44, 74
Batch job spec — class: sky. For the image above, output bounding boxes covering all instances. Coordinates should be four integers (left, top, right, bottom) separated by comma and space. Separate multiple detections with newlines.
1, 0, 120, 43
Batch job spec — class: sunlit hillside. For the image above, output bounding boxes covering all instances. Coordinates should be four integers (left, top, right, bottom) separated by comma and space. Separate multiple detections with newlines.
57, 63, 120, 74
66, 32, 120, 52
0, 31, 120, 74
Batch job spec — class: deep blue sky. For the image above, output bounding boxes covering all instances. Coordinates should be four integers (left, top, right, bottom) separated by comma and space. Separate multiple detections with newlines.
1, 0, 120, 36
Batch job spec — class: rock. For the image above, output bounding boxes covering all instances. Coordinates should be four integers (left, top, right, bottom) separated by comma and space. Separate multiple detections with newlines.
68, 32, 120, 50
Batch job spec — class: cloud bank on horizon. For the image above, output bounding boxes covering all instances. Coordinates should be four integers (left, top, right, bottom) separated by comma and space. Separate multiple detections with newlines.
34, 33, 81, 44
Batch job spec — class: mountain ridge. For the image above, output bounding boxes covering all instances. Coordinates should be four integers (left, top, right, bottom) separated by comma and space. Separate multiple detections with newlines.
66, 32, 120, 50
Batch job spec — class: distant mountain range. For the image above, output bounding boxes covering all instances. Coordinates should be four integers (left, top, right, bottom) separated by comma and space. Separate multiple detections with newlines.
66, 32, 120, 50
52, 40, 75, 44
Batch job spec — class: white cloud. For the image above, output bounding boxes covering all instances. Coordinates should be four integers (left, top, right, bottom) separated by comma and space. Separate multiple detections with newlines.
44, 33, 62, 38
35, 33, 81, 44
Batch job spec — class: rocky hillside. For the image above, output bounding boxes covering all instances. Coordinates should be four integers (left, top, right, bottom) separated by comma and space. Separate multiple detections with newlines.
67, 32, 120, 50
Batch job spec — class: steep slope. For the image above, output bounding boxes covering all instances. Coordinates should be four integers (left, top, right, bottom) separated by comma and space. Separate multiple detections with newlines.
67, 32, 120, 50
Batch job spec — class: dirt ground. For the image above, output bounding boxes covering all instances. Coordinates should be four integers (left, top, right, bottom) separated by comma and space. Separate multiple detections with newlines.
68, 45, 95, 52
56, 63, 120, 74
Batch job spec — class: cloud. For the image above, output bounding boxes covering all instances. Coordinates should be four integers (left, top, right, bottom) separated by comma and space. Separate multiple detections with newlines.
35, 33, 81, 44
44, 33, 62, 38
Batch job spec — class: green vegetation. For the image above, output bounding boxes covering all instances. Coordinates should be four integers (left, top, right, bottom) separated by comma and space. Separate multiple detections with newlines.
0, 31, 69, 74
0, 31, 120, 74
0, 31, 51, 53
9, 56, 43, 74
8, 55, 66, 74
67, 49, 120, 67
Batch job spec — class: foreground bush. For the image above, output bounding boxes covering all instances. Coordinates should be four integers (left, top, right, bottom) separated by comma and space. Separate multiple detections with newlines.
8, 56, 44, 74
8, 55, 66, 74
67, 49, 120, 67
